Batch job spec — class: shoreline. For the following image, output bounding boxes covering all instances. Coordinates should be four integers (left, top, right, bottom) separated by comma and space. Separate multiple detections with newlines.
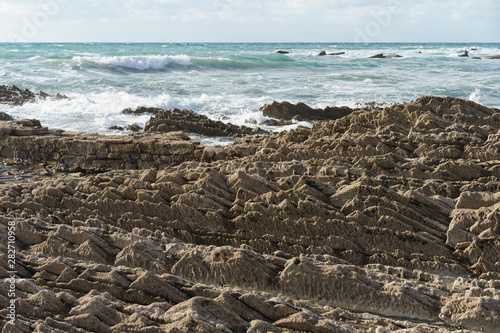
1, 94, 500, 332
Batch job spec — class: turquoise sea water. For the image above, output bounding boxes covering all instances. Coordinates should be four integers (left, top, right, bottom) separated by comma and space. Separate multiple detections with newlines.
1, 42, 499, 142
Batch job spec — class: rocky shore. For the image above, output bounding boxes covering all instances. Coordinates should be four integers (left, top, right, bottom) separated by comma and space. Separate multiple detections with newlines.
1, 94, 500, 332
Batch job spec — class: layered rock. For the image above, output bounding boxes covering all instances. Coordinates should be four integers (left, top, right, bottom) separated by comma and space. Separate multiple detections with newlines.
1, 95, 500, 332
0, 120, 201, 172
144, 108, 267, 137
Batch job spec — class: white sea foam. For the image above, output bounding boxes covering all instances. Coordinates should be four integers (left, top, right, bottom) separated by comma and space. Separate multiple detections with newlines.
469, 88, 481, 104
5, 91, 183, 133
75, 55, 193, 70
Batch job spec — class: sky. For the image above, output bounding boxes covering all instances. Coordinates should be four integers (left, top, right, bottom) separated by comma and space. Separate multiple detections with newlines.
0, 0, 499, 43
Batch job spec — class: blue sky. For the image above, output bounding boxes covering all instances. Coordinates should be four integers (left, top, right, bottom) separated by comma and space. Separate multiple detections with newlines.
1, 0, 499, 42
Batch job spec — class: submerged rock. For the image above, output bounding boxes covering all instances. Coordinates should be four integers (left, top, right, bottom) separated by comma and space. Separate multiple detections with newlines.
276, 50, 289, 54
484, 55, 500, 59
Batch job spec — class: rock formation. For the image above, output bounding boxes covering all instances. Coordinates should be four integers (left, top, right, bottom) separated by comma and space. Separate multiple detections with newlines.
1, 96, 500, 332
144, 108, 267, 137
369, 54, 403, 59
0, 85, 67, 106
260, 101, 353, 121
484, 55, 500, 60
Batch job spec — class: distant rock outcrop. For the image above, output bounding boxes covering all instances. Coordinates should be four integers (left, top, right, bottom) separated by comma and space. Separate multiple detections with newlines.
0, 84, 67, 106
369, 53, 403, 58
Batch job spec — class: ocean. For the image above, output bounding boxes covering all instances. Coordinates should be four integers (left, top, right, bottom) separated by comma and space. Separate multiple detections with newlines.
1, 42, 499, 144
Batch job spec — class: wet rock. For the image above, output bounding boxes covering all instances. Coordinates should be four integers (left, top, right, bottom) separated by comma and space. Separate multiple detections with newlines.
122, 106, 163, 115
276, 50, 289, 54
329, 52, 346, 56
484, 55, 500, 59
317, 51, 327, 56
0, 112, 12, 121
144, 108, 267, 137
369, 53, 402, 59
260, 101, 353, 121
125, 124, 142, 132
0, 85, 67, 106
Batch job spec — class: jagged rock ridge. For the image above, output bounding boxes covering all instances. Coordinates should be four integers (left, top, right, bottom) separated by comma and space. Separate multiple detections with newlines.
0, 95, 499, 332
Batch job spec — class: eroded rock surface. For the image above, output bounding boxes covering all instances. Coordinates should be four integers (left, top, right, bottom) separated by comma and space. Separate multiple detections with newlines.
1, 95, 500, 332
145, 108, 267, 137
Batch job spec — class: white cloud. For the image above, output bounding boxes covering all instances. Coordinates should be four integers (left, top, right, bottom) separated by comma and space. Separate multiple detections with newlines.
0, 0, 498, 42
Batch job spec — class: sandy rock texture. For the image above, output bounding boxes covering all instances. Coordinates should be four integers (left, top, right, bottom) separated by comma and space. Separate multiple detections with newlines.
1, 95, 499, 332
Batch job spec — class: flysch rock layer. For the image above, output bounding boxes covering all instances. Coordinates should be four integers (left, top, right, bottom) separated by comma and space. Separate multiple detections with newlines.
1, 95, 500, 332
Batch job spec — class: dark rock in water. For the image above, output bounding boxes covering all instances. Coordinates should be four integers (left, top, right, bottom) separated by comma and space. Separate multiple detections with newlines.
15, 119, 42, 127
125, 124, 142, 132
418, 51, 422, 54
470, 48, 477, 51
484, 55, 500, 59
0, 85, 67, 106
0, 112, 13, 121
109, 124, 142, 132
369, 53, 402, 59
53, 93, 67, 100
145, 108, 267, 137
260, 101, 353, 121
276, 50, 289, 54
329, 52, 346, 56
317, 51, 327, 56
122, 106, 163, 115
262, 118, 293, 126
472, 57, 482, 60
457, 50, 469, 57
